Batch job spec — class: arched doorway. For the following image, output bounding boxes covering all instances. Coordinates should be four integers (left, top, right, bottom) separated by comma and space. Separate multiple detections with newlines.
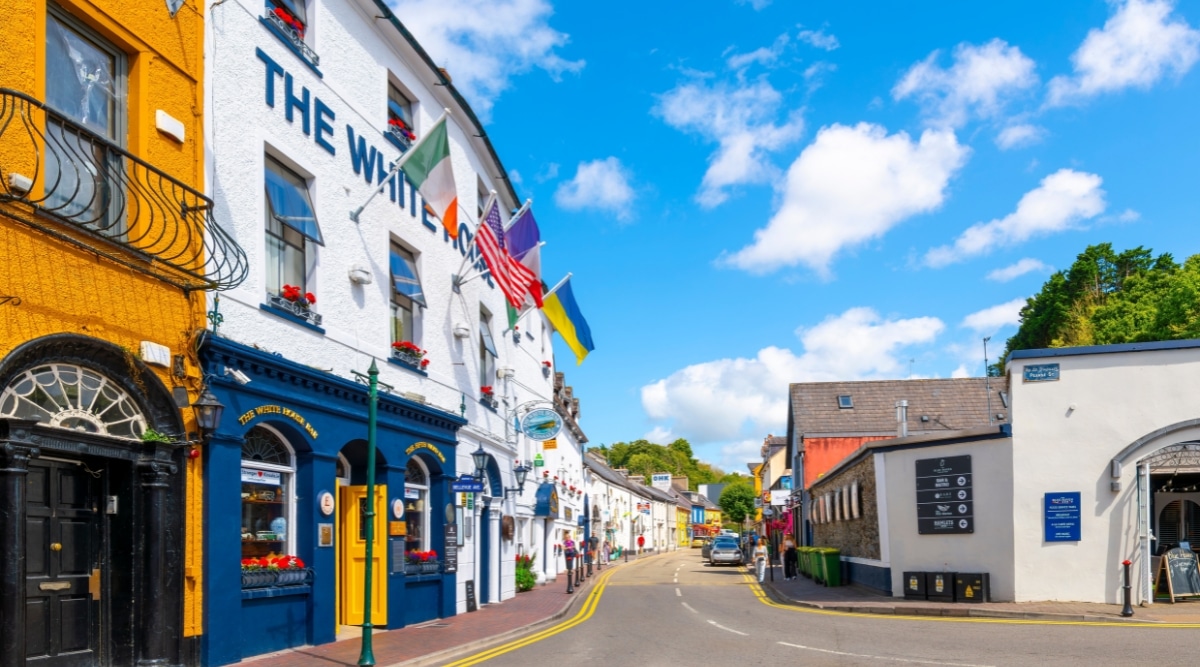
337, 440, 388, 628
1130, 439, 1200, 603
477, 453, 501, 606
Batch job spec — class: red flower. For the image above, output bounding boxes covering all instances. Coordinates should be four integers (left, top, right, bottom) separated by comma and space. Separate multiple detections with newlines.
542, 361, 551, 367
305, 292, 316, 305
480, 386, 493, 395
281, 284, 302, 302
420, 359, 430, 368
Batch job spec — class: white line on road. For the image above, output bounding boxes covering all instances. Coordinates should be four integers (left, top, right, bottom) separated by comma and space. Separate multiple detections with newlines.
778, 643, 993, 667
708, 620, 747, 636
681, 602, 697, 614
675, 588, 681, 596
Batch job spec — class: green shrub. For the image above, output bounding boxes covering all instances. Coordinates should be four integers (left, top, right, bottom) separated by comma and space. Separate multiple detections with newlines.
515, 567, 536, 592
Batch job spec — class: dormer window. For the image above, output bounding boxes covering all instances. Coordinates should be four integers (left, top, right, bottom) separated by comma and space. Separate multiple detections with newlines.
837, 395, 853, 409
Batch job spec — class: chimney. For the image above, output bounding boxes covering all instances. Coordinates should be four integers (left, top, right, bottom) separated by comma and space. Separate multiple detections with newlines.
896, 400, 909, 438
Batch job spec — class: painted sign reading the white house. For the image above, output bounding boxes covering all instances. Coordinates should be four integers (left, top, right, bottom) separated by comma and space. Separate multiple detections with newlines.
916, 456, 973, 534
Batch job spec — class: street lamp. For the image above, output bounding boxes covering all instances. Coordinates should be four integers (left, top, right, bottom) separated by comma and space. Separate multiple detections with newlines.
471, 444, 489, 480
192, 387, 224, 436
504, 462, 531, 498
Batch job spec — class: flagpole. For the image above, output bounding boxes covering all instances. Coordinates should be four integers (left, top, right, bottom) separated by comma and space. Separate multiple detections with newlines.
350, 109, 450, 223
503, 199, 533, 232
451, 192, 495, 290
545, 273, 572, 298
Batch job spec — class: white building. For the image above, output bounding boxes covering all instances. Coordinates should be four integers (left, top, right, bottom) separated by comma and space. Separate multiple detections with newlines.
199, 0, 584, 662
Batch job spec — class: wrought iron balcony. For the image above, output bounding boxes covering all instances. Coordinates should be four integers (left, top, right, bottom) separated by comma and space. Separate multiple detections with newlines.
0, 88, 248, 291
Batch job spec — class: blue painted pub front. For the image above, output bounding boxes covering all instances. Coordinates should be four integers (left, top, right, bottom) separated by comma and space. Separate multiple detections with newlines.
200, 335, 464, 666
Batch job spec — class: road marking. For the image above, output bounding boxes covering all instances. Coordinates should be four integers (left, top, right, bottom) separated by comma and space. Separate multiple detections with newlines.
682, 602, 697, 613
707, 619, 747, 636
779, 642, 993, 667
675, 588, 681, 596
742, 574, 1200, 628
443, 566, 617, 666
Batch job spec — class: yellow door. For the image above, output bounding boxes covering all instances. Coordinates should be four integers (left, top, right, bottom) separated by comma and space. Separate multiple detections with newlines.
339, 485, 387, 625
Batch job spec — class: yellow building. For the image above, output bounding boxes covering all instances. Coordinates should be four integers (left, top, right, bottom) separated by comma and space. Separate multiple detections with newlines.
676, 504, 690, 547
705, 506, 723, 528
0, 1, 244, 663
751, 462, 764, 523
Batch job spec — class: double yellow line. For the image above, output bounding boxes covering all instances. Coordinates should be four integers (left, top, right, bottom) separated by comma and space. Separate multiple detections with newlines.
444, 567, 617, 666
742, 573, 1200, 628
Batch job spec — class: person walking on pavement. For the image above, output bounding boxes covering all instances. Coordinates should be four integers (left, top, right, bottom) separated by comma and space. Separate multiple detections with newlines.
783, 533, 797, 580
753, 537, 768, 583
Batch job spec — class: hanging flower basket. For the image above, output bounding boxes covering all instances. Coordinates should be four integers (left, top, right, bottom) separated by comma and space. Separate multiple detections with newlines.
268, 288, 322, 326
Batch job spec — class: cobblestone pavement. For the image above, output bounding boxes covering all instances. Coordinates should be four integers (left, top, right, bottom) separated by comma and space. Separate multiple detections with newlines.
757, 562, 1200, 623
240, 553, 658, 667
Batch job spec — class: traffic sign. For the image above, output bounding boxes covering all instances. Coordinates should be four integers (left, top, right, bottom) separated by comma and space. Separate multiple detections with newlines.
450, 474, 484, 493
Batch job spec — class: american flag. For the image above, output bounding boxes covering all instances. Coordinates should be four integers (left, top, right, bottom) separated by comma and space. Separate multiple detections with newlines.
476, 198, 537, 309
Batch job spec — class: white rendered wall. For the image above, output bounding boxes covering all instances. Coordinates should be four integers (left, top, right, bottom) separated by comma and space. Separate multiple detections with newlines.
883, 439, 1016, 601
1008, 347, 1200, 603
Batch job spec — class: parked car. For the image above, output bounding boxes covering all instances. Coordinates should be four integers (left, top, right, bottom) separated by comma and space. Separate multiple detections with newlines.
690, 536, 708, 549
709, 538, 743, 566
719, 530, 739, 540
700, 538, 715, 558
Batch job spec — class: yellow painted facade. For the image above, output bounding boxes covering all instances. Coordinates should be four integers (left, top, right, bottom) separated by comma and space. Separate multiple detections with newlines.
0, 0, 208, 637
752, 463, 764, 522
676, 506, 689, 546
705, 507, 722, 527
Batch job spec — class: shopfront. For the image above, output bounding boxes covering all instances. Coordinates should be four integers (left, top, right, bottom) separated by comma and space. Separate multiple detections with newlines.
201, 336, 464, 666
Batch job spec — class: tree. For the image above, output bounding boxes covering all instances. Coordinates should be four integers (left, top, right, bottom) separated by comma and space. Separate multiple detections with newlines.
718, 483, 756, 525
590, 438, 726, 491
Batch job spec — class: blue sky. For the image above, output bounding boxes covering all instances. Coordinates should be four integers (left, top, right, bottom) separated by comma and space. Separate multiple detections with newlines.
392, 0, 1200, 471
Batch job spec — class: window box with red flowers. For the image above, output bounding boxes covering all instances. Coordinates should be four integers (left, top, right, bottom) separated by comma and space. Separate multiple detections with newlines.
267, 284, 322, 327
542, 361, 552, 379
390, 341, 430, 374
261, 0, 320, 69
385, 117, 416, 151
240, 555, 313, 589
480, 386, 498, 410
404, 549, 440, 575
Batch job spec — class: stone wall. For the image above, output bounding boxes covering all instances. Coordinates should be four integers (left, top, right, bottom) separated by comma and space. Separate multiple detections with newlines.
811, 455, 880, 560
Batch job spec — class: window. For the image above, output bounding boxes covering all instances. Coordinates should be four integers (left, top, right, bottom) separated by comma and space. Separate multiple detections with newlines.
477, 178, 489, 219
241, 426, 295, 559
386, 82, 416, 150
44, 10, 125, 230
479, 308, 497, 389
405, 458, 429, 552
837, 395, 853, 409
0, 364, 146, 439
265, 155, 321, 296
390, 243, 425, 345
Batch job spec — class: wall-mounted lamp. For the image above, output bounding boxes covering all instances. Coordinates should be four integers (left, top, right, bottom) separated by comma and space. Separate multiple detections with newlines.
192, 387, 225, 437
505, 463, 531, 498
471, 444, 490, 481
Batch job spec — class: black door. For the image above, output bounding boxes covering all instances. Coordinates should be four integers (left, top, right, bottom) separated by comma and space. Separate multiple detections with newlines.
25, 459, 102, 666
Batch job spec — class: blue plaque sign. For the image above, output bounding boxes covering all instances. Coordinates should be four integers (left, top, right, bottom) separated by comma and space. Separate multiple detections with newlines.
1044, 492, 1081, 542
1023, 363, 1060, 383
450, 474, 485, 493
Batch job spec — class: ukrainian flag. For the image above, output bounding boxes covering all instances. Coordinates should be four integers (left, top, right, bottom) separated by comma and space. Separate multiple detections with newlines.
543, 278, 594, 365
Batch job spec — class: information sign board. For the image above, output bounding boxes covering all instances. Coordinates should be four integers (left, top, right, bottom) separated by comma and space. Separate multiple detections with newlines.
450, 475, 484, 493
1023, 363, 1060, 383
443, 524, 458, 573
916, 456, 973, 534
1043, 492, 1081, 542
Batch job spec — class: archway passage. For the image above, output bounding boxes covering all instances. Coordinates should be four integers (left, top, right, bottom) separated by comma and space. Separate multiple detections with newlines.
1146, 443, 1200, 555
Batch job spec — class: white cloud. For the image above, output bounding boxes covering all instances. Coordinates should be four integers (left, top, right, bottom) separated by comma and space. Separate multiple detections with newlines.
797, 28, 840, 51
803, 62, 837, 93
726, 34, 790, 70
961, 298, 1027, 333
925, 169, 1106, 267
736, 0, 772, 10
385, 0, 583, 118
640, 308, 944, 443
1047, 0, 1200, 106
995, 123, 1047, 150
893, 39, 1038, 128
951, 364, 971, 378
656, 77, 804, 208
643, 426, 675, 444
554, 158, 635, 218
723, 123, 969, 276
986, 258, 1052, 282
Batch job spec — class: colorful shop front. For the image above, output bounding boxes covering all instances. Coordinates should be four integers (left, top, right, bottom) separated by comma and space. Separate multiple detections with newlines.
201, 336, 464, 666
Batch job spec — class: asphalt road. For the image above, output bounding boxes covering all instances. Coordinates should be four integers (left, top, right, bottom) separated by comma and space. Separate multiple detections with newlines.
444, 551, 1200, 667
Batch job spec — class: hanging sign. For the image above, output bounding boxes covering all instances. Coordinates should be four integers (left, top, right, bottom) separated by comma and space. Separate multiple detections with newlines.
241, 468, 281, 486
521, 408, 564, 441
1043, 492, 1080, 542
916, 456, 974, 534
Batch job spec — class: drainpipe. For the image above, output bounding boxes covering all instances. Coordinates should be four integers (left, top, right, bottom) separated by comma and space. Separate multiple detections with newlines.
896, 400, 909, 438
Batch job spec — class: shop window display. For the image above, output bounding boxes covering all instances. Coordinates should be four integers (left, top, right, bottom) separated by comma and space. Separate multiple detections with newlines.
241, 426, 295, 558
405, 457, 429, 553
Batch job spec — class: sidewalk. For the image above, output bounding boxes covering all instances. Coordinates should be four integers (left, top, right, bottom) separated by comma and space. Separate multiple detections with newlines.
756, 563, 1200, 624
242, 553, 657, 667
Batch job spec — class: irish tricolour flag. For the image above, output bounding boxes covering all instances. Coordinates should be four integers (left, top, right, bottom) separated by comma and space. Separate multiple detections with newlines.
398, 112, 458, 239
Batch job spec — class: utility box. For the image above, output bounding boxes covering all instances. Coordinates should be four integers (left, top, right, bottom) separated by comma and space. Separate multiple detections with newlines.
902, 572, 927, 599
926, 572, 955, 601
954, 573, 989, 603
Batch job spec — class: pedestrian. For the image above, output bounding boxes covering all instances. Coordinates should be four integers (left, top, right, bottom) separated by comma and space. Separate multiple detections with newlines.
752, 537, 768, 583
783, 533, 797, 580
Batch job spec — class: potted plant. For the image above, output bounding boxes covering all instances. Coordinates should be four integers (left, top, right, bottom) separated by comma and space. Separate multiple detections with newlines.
268, 284, 322, 326
387, 116, 416, 148
391, 340, 429, 370
480, 386, 497, 409
515, 552, 537, 592
542, 361, 552, 378
270, 554, 309, 585
406, 549, 439, 574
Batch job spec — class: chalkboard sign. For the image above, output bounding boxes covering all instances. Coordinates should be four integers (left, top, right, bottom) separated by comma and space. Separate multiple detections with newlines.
465, 580, 477, 612
391, 540, 405, 574
916, 455, 973, 534
444, 524, 458, 574
1157, 548, 1200, 603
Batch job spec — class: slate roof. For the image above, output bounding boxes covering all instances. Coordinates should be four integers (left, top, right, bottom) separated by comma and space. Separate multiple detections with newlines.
583, 451, 681, 506
790, 377, 1009, 439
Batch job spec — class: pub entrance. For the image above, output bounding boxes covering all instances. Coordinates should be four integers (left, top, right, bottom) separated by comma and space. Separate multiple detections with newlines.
25, 457, 104, 666
1136, 441, 1200, 604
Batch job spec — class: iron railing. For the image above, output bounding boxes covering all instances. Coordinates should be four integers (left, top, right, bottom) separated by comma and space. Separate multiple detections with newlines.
0, 88, 248, 291
263, 11, 320, 67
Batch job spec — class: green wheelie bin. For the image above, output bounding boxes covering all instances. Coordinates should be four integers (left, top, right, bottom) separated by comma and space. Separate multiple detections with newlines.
817, 548, 842, 587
